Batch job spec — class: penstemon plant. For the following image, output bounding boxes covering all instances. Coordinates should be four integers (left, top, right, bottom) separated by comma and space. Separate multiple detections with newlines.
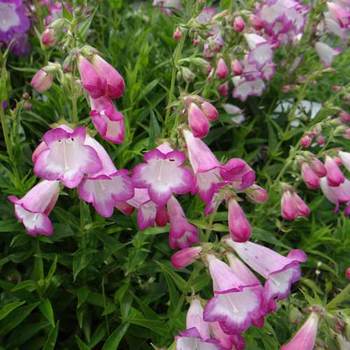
0, 0, 350, 349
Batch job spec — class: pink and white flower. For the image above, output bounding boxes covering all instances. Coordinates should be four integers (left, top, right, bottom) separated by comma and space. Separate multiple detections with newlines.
167, 196, 199, 249
203, 254, 263, 334
77, 136, 133, 217
176, 298, 220, 350
320, 177, 350, 206
31, 69, 53, 93
315, 42, 341, 67
281, 312, 319, 350
225, 239, 307, 311
90, 96, 125, 144
187, 102, 210, 139
33, 126, 102, 188
132, 146, 195, 206
9, 180, 60, 236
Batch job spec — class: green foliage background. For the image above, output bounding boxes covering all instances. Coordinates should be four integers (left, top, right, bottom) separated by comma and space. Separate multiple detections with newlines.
0, 0, 350, 349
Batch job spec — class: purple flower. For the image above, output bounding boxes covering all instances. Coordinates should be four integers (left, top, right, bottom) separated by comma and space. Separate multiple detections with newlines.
0, 0, 30, 55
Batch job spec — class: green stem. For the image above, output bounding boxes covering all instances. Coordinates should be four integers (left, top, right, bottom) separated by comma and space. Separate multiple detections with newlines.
163, 33, 187, 137
0, 106, 13, 162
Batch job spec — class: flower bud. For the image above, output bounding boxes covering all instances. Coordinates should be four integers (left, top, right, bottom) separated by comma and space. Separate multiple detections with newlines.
231, 59, 243, 75
340, 111, 350, 123
346, 267, 350, 280
41, 28, 56, 47
301, 163, 320, 189
171, 246, 202, 269
325, 156, 345, 187
31, 69, 53, 93
300, 134, 312, 148
218, 82, 229, 97
233, 16, 245, 32
215, 58, 228, 79
201, 101, 218, 121
281, 189, 310, 221
173, 27, 182, 41
228, 198, 251, 242
91, 54, 125, 99
188, 102, 210, 138
246, 184, 268, 203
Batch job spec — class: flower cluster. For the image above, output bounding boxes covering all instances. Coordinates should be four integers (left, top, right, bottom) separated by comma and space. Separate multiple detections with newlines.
0, 0, 30, 55
9, 124, 134, 235
174, 239, 307, 349
183, 129, 267, 242
78, 53, 126, 143
253, 0, 309, 46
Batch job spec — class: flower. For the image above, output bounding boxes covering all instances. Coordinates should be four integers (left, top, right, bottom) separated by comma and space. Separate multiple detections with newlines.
233, 16, 245, 32
220, 158, 255, 190
33, 126, 102, 188
90, 96, 125, 144
215, 58, 228, 79
171, 246, 202, 269
187, 102, 210, 138
131, 145, 195, 206
281, 312, 319, 350
124, 188, 166, 230
203, 254, 263, 334
9, 180, 60, 236
77, 136, 134, 217
254, 0, 309, 45
0, 0, 30, 55
31, 69, 54, 93
281, 189, 310, 221
167, 196, 199, 249
91, 54, 125, 99
78, 55, 105, 98
315, 42, 341, 67
176, 298, 220, 350
301, 162, 321, 189
325, 155, 345, 187
225, 239, 307, 311
228, 198, 251, 242
320, 177, 350, 206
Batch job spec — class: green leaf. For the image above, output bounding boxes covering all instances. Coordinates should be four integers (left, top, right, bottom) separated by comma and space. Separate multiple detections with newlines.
0, 301, 25, 321
102, 323, 129, 350
39, 299, 55, 327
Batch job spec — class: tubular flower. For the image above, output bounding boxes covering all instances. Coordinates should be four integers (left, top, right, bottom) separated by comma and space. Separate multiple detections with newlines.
31, 69, 54, 93
203, 255, 263, 334
228, 198, 251, 242
225, 239, 307, 311
188, 102, 210, 139
281, 312, 319, 350
90, 96, 125, 144
325, 155, 345, 187
131, 145, 195, 206
77, 136, 134, 217
281, 189, 310, 221
91, 54, 125, 99
124, 188, 166, 230
167, 196, 199, 249
171, 246, 202, 269
33, 126, 102, 188
9, 180, 60, 236
78, 55, 105, 98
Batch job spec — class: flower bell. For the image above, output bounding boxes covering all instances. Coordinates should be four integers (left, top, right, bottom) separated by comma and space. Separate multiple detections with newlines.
9, 180, 60, 236
33, 126, 102, 188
